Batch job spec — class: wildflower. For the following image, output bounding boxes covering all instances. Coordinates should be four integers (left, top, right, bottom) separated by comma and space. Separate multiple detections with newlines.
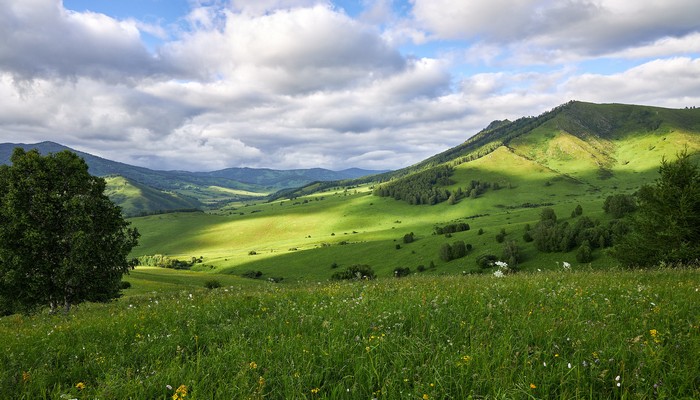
530, 383, 537, 389
311, 387, 320, 394
615, 375, 621, 387
166, 385, 173, 390
493, 270, 505, 278
249, 361, 258, 369
423, 394, 430, 400
562, 261, 571, 270
650, 329, 662, 343
22, 371, 30, 383
75, 382, 85, 390
172, 384, 188, 400
259, 376, 265, 386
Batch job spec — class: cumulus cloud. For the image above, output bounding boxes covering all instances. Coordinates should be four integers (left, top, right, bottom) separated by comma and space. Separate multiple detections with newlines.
0, 0, 698, 171
0, 0, 161, 81
411, 0, 700, 60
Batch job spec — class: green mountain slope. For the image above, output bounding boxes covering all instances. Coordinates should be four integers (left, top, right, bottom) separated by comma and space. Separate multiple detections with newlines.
129, 102, 700, 281
104, 176, 202, 217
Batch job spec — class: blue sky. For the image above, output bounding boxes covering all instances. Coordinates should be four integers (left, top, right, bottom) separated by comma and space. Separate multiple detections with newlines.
1, 0, 699, 171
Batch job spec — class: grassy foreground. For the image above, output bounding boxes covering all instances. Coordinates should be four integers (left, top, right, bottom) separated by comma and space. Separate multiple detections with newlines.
2, 268, 699, 399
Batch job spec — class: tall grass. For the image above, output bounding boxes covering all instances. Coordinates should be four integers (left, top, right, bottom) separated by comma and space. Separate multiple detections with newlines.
2, 268, 698, 399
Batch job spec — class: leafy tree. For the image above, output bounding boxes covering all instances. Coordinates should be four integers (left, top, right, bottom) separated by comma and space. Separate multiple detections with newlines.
603, 194, 637, 218
439, 243, 453, 262
613, 151, 700, 267
576, 240, 593, 263
0, 148, 139, 314
451, 240, 467, 259
502, 240, 522, 268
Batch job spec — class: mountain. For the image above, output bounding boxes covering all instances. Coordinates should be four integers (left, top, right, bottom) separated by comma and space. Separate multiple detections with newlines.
0, 141, 385, 215
275, 101, 700, 200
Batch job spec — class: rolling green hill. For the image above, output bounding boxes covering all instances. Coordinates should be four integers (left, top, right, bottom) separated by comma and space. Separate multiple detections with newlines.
128, 101, 700, 281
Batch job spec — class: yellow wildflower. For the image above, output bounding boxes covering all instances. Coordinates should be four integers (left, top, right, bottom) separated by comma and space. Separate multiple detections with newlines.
423, 394, 430, 400
75, 382, 86, 390
249, 361, 258, 369
530, 383, 537, 389
22, 371, 30, 383
311, 387, 320, 394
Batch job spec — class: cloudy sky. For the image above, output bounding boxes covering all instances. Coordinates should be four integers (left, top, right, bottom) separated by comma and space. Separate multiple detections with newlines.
1, 0, 699, 171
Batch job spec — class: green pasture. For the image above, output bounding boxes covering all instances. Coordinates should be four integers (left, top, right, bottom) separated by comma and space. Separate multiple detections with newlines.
3, 268, 698, 399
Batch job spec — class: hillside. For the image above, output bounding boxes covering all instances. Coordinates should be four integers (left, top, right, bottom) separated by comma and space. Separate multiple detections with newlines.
129, 101, 700, 281
0, 142, 384, 214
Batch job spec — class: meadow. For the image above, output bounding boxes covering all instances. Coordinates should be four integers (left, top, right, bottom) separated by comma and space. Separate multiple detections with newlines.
2, 267, 698, 399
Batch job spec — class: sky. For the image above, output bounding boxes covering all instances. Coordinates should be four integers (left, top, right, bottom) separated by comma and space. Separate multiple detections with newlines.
1, 0, 699, 171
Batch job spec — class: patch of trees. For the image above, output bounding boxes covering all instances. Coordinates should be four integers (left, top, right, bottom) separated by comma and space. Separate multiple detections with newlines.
373, 165, 455, 205
527, 208, 629, 258
0, 148, 139, 315
403, 232, 415, 243
612, 151, 700, 267
331, 265, 376, 280
137, 255, 204, 270
603, 194, 637, 218
434, 222, 470, 235
439, 240, 472, 262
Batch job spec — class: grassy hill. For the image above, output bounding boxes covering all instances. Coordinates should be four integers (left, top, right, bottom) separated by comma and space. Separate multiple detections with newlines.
103, 176, 203, 217
128, 102, 700, 281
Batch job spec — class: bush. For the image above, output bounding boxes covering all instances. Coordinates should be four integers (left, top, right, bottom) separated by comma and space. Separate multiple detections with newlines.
119, 281, 131, 290
403, 232, 415, 243
476, 254, 498, 269
393, 267, 411, 277
204, 279, 222, 289
331, 265, 376, 280
242, 270, 263, 279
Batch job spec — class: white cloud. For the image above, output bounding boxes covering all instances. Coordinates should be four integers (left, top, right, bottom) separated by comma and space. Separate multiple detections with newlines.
0, 0, 160, 81
0, 0, 699, 172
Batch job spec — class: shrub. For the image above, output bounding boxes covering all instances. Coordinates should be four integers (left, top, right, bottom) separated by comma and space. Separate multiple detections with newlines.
119, 281, 131, 290
403, 232, 415, 244
331, 265, 376, 280
476, 254, 498, 269
393, 267, 411, 277
242, 270, 263, 279
204, 279, 222, 289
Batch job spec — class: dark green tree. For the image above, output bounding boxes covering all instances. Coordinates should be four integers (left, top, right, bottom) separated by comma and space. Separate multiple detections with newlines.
439, 243, 453, 262
603, 194, 637, 218
0, 148, 139, 314
576, 240, 593, 263
613, 151, 700, 267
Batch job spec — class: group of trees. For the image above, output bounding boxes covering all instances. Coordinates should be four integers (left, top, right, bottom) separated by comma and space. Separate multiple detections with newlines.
439, 240, 472, 262
0, 149, 139, 315
434, 222, 470, 235
137, 255, 204, 270
526, 207, 629, 258
373, 165, 455, 205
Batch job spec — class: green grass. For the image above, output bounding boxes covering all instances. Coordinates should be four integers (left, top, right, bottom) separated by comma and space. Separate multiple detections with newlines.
2, 268, 698, 399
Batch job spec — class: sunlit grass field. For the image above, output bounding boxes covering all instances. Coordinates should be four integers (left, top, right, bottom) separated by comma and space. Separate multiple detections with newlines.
2, 268, 698, 399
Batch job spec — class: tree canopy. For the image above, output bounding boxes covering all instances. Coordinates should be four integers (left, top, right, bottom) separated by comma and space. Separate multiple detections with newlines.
613, 151, 700, 267
0, 148, 139, 314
